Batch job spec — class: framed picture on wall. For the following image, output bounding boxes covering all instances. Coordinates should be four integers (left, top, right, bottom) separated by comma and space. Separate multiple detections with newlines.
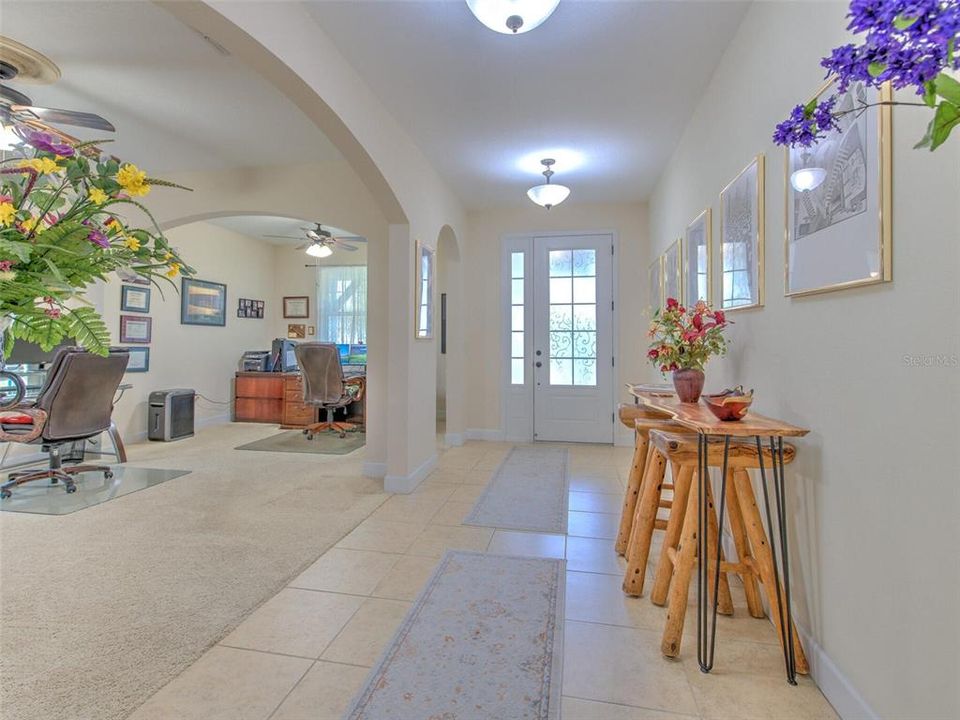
415, 239, 435, 339
123, 346, 150, 372
121, 285, 151, 313
119, 315, 152, 344
283, 296, 309, 318
287, 323, 306, 339
663, 238, 682, 305
181, 278, 227, 326
720, 154, 765, 311
785, 80, 892, 296
647, 256, 663, 314
685, 208, 712, 307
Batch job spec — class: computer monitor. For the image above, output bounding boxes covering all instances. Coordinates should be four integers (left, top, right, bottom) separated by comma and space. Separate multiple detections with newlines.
346, 344, 367, 366
336, 343, 350, 362
270, 338, 299, 372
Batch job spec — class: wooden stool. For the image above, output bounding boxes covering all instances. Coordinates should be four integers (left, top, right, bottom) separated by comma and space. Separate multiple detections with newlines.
622, 430, 733, 617
615, 403, 675, 556
652, 434, 809, 673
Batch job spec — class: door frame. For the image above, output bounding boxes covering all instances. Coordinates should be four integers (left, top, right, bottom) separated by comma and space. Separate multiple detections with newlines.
500, 229, 620, 443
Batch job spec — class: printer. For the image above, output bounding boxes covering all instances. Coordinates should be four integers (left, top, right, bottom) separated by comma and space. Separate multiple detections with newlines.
240, 350, 271, 372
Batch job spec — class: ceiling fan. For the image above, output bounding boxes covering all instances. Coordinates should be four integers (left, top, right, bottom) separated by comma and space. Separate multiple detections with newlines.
0, 36, 115, 150
264, 223, 366, 257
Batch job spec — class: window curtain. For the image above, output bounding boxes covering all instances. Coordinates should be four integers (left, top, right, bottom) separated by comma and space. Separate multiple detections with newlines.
316, 265, 367, 344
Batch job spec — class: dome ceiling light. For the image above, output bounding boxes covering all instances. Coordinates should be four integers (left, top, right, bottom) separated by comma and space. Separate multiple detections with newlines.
465, 0, 560, 34
527, 158, 570, 209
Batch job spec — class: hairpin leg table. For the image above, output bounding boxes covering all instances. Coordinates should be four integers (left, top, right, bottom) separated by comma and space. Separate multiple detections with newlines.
629, 388, 809, 684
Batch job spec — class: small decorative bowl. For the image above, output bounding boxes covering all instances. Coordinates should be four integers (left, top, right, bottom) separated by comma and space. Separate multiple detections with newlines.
702, 392, 753, 421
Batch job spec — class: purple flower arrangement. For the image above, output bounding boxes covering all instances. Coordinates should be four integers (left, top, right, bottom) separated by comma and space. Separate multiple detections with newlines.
774, 0, 960, 151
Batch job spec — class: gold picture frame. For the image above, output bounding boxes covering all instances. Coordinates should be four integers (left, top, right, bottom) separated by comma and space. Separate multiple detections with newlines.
719, 154, 765, 311
663, 238, 682, 305
414, 239, 435, 339
647, 255, 663, 314
684, 207, 713, 308
784, 80, 892, 296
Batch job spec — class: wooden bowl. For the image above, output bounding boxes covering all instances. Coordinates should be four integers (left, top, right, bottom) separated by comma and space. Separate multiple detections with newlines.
702, 393, 753, 421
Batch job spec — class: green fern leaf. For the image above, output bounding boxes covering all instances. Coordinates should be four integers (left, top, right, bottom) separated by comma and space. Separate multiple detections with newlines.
64, 307, 110, 356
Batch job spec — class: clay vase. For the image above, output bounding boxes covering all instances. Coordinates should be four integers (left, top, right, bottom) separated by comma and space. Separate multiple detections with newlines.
672, 368, 705, 403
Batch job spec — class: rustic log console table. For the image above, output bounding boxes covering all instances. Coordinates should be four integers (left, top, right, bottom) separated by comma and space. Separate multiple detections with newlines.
629, 385, 809, 685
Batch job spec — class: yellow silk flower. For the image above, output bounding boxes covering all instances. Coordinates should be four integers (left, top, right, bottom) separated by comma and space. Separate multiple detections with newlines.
88, 187, 109, 205
166, 262, 182, 278
0, 202, 15, 227
115, 163, 151, 197
123, 236, 141, 251
18, 157, 61, 174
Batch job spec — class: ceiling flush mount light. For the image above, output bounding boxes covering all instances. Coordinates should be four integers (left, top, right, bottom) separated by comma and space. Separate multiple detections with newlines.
466, 0, 560, 34
527, 158, 570, 209
790, 151, 827, 192
306, 243, 333, 258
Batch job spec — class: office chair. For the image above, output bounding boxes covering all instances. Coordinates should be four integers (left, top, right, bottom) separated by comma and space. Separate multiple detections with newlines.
0, 347, 129, 498
294, 343, 362, 439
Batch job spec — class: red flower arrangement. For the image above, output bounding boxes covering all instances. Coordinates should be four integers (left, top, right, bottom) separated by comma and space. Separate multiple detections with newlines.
647, 298, 730, 373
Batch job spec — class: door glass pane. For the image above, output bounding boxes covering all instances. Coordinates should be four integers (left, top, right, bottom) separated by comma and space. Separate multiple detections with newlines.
572, 249, 596, 276
549, 305, 572, 331
511, 358, 524, 385
572, 277, 595, 303
550, 358, 573, 385
512, 305, 524, 331
549, 277, 572, 304
511, 331, 524, 357
511, 252, 524, 278
511, 278, 524, 305
573, 331, 596, 358
550, 331, 573, 358
549, 250, 572, 276
573, 305, 596, 331
574, 359, 597, 385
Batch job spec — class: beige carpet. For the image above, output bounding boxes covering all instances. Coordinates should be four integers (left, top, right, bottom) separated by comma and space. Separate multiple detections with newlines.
0, 423, 388, 720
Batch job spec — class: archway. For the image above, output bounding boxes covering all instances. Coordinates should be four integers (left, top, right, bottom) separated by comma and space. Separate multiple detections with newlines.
435, 225, 464, 446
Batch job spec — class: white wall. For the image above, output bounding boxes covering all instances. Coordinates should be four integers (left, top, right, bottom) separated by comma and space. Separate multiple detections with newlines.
103, 222, 276, 438
646, 3, 960, 718
464, 202, 649, 444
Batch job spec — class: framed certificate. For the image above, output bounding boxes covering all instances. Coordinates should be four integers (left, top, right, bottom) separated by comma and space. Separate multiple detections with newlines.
283, 296, 310, 318
119, 315, 152, 344
121, 285, 151, 313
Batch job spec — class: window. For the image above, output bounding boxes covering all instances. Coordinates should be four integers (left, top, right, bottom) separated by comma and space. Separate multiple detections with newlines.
317, 265, 367, 344
548, 248, 597, 386
510, 251, 525, 385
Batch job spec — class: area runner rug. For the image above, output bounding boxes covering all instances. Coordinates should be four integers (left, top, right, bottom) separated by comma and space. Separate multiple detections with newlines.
464, 445, 569, 533
344, 551, 564, 720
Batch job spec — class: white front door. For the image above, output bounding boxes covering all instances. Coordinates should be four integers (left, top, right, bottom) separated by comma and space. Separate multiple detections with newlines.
532, 234, 614, 443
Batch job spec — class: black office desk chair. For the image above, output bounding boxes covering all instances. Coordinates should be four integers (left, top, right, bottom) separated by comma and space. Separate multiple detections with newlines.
294, 342, 361, 439
0, 347, 129, 498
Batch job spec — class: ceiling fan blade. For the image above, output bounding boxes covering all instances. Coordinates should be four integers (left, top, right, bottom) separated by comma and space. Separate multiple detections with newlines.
11, 105, 115, 132
332, 239, 358, 252
263, 234, 303, 240
295, 242, 310, 250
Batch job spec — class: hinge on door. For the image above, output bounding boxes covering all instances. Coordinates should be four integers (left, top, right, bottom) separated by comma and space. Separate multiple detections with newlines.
612, 356, 615, 367
611, 412, 615, 423
611, 244, 614, 255
611, 300, 615, 311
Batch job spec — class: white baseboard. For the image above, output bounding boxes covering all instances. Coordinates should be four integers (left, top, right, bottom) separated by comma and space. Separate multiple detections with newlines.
443, 432, 464, 447
464, 428, 505, 442
716, 535, 875, 720
362, 461, 387, 479
796, 623, 878, 720
384, 452, 437, 494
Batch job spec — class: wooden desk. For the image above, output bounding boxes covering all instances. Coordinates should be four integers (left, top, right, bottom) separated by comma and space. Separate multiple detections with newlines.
629, 385, 809, 684
234, 372, 365, 429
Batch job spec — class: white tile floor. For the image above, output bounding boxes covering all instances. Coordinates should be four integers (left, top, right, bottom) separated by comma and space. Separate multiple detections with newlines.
129, 440, 838, 720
